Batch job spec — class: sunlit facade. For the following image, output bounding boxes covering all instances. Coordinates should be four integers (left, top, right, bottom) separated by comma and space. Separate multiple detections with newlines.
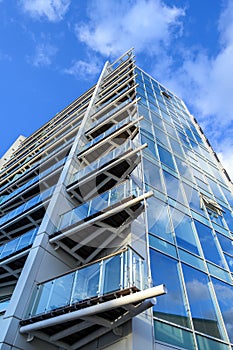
0, 49, 233, 350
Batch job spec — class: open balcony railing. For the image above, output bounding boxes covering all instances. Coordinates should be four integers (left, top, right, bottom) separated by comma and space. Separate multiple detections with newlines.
0, 186, 54, 228
0, 228, 38, 261
78, 115, 137, 154
89, 99, 129, 130
0, 158, 66, 207
58, 180, 143, 232
25, 247, 146, 319
69, 139, 140, 186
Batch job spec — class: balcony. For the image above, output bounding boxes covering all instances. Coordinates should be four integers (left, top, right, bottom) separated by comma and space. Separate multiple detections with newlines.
50, 180, 152, 263
0, 158, 65, 213
67, 140, 145, 203
0, 228, 38, 261
20, 247, 166, 349
85, 99, 138, 140
0, 228, 38, 288
0, 186, 54, 240
77, 116, 141, 165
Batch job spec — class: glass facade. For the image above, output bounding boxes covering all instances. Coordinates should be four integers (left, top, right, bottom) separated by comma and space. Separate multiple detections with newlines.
135, 67, 233, 349
0, 51, 232, 350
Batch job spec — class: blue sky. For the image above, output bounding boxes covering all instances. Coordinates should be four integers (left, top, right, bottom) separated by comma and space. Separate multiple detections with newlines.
0, 0, 232, 179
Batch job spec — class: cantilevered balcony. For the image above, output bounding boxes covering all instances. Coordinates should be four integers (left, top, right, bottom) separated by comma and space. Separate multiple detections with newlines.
50, 180, 152, 263
0, 228, 38, 261
0, 186, 54, 241
20, 247, 166, 349
77, 116, 141, 165
0, 158, 65, 215
85, 99, 138, 140
67, 140, 145, 203
0, 228, 38, 288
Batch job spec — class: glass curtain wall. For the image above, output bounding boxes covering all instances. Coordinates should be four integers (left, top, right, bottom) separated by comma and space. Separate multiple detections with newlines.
135, 67, 233, 349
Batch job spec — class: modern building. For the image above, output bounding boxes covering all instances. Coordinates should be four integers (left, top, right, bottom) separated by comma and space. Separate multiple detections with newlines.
0, 135, 26, 170
0, 49, 233, 350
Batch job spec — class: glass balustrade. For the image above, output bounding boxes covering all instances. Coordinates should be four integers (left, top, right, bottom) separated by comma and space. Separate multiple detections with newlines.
79, 116, 136, 154
89, 99, 129, 131
0, 158, 66, 206
0, 228, 38, 260
0, 136, 74, 192
0, 297, 10, 315
0, 186, 54, 227
70, 140, 139, 185
26, 247, 146, 318
0, 118, 81, 182
95, 85, 129, 111
58, 180, 142, 231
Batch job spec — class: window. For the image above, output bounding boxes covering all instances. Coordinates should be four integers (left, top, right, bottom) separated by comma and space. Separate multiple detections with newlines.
182, 264, 224, 339
171, 208, 199, 255
161, 91, 172, 99
150, 249, 190, 327
194, 220, 225, 267
212, 278, 233, 343
157, 144, 176, 171
200, 194, 223, 218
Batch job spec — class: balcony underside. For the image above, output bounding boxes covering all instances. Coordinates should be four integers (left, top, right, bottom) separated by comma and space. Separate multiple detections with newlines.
50, 193, 151, 264
78, 124, 138, 165
0, 251, 28, 287
20, 285, 166, 350
67, 151, 140, 203
85, 98, 138, 141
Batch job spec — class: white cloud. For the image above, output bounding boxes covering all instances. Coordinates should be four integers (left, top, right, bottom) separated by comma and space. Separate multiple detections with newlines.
157, 1, 233, 181
28, 43, 57, 67
76, 0, 184, 57
64, 58, 101, 80
20, 0, 70, 22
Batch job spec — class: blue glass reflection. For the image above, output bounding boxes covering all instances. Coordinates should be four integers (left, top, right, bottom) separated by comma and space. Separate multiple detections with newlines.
194, 220, 225, 267
157, 144, 176, 171
182, 264, 223, 339
150, 249, 190, 327
171, 209, 199, 255
147, 196, 173, 243
212, 278, 233, 343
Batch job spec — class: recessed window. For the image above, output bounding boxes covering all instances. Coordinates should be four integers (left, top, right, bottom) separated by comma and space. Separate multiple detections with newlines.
200, 194, 223, 218
161, 91, 172, 99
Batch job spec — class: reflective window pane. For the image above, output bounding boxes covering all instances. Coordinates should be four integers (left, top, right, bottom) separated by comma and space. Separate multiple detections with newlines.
72, 263, 100, 302
212, 278, 233, 342
147, 197, 173, 243
163, 171, 186, 205
157, 145, 176, 171
182, 264, 223, 339
143, 159, 163, 192
194, 220, 224, 267
150, 249, 190, 327
154, 320, 195, 350
196, 335, 229, 350
103, 254, 121, 294
171, 209, 199, 255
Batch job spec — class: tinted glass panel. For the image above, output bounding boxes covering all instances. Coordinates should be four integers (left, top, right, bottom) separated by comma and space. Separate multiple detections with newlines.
143, 159, 163, 192
212, 278, 233, 342
150, 249, 190, 327
171, 209, 199, 255
182, 264, 223, 339
154, 321, 195, 350
194, 220, 224, 267
157, 145, 175, 170
163, 171, 185, 205
147, 196, 173, 243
